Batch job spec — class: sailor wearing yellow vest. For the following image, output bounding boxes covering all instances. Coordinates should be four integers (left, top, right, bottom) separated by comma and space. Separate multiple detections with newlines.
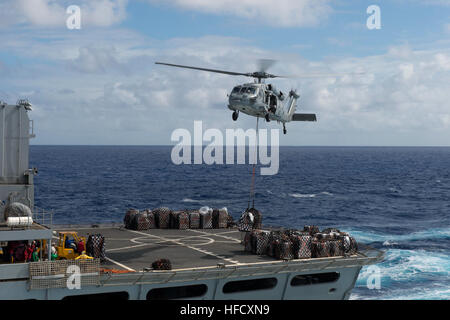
75, 251, 93, 260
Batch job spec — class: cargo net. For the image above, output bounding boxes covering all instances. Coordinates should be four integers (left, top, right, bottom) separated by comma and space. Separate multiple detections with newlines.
243, 226, 358, 261
237, 207, 262, 232
86, 234, 106, 262
123, 207, 234, 231
29, 259, 100, 290
151, 258, 172, 270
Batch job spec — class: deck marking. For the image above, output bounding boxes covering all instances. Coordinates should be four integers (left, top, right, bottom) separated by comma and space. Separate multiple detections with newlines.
125, 229, 241, 265
189, 229, 241, 243
104, 257, 136, 272
130, 235, 215, 246
106, 243, 149, 252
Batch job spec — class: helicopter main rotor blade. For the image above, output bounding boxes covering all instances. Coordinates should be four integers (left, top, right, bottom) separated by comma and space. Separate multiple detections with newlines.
155, 62, 250, 77
283, 72, 365, 79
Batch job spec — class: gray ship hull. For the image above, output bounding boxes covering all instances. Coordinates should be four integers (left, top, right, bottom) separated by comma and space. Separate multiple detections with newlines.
0, 226, 382, 300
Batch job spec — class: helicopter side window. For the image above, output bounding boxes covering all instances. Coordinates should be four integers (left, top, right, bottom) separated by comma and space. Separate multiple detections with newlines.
247, 87, 256, 95
240, 87, 248, 93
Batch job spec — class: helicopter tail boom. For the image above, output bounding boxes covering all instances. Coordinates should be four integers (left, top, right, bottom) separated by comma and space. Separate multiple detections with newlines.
291, 113, 317, 122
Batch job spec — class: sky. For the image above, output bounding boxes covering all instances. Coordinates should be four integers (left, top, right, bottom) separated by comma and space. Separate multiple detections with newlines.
0, 0, 449, 146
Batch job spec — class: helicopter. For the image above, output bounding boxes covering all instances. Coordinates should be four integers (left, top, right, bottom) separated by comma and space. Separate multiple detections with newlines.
155, 60, 350, 134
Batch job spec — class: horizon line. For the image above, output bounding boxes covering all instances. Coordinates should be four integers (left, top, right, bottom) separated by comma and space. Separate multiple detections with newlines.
29, 144, 450, 148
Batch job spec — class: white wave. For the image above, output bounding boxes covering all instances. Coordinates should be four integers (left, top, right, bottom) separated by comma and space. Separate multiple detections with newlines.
182, 198, 199, 203
344, 227, 450, 243
382, 240, 398, 246
357, 249, 450, 284
289, 191, 333, 198
289, 193, 316, 198
351, 286, 450, 300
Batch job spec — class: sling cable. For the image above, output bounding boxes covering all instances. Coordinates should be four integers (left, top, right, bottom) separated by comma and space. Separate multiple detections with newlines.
247, 116, 259, 210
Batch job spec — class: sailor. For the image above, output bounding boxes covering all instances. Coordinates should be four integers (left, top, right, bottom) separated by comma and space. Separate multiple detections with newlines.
75, 251, 93, 260
77, 239, 85, 254
51, 246, 58, 261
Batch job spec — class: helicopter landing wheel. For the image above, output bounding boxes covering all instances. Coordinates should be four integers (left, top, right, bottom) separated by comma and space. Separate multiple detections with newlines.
283, 124, 287, 135
265, 114, 270, 122
232, 111, 239, 121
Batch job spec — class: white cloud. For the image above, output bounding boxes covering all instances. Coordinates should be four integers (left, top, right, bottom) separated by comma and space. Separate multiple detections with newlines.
0, 0, 128, 28
148, 0, 332, 27
1, 29, 450, 146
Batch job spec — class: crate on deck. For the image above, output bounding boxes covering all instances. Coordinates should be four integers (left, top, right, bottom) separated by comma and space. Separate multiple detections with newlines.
312, 240, 332, 258
152, 259, 172, 270
146, 210, 156, 229
86, 234, 106, 262
188, 211, 200, 229
254, 230, 271, 255
174, 211, 190, 230
199, 207, 213, 229
290, 233, 312, 259
153, 207, 171, 229
237, 210, 254, 232
212, 208, 228, 229
303, 225, 320, 235
339, 234, 358, 255
124, 209, 139, 229
134, 211, 151, 231
248, 207, 262, 230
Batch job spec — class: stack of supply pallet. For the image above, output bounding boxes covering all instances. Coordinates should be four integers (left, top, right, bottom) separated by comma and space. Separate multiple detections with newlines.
243, 226, 358, 261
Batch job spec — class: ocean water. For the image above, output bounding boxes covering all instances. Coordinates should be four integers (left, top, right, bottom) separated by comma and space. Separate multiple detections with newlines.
30, 146, 450, 300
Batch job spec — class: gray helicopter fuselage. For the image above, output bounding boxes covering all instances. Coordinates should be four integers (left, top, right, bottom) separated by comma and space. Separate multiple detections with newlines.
228, 83, 296, 123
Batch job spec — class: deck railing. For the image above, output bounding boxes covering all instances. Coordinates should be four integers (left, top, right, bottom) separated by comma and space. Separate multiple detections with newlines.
32, 206, 54, 228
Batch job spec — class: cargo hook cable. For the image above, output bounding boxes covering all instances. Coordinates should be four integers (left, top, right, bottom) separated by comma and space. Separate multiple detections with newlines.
247, 116, 259, 209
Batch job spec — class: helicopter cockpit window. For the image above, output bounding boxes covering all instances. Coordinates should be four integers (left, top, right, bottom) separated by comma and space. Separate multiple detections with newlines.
247, 87, 257, 95
232, 87, 241, 94
240, 87, 256, 95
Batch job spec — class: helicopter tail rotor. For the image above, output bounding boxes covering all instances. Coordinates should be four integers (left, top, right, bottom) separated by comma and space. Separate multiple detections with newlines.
289, 89, 300, 99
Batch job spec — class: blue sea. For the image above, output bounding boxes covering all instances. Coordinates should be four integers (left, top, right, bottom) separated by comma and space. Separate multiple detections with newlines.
30, 146, 450, 300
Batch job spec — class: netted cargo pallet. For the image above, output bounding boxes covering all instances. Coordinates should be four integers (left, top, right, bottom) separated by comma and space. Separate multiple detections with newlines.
241, 226, 359, 261
291, 234, 312, 259
152, 258, 172, 270
275, 241, 294, 260
248, 208, 262, 230
212, 209, 228, 229
329, 239, 344, 256
238, 211, 254, 232
312, 240, 332, 258
189, 211, 200, 229
134, 212, 151, 231
171, 211, 189, 230
341, 235, 358, 255
86, 234, 106, 262
146, 210, 156, 229
254, 230, 271, 255
124, 209, 139, 229
200, 211, 212, 229
154, 207, 171, 229
29, 259, 100, 290
303, 225, 320, 235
